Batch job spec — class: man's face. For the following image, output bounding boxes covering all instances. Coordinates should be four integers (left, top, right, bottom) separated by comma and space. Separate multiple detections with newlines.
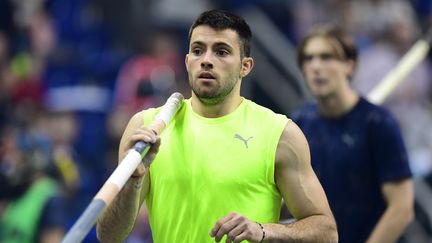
301, 37, 352, 99
185, 25, 244, 105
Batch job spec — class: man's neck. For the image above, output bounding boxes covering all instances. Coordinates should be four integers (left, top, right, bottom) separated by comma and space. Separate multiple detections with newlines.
191, 92, 243, 118
317, 87, 359, 118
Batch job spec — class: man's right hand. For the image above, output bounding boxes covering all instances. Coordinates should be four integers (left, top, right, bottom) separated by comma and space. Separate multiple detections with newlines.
123, 125, 161, 177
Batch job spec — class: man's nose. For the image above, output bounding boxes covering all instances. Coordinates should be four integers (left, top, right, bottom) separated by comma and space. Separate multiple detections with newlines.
309, 56, 323, 69
200, 51, 213, 69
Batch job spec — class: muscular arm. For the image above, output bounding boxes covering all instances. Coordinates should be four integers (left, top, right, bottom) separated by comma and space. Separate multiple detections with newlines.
366, 179, 414, 243
210, 121, 338, 242
262, 120, 338, 242
96, 111, 155, 243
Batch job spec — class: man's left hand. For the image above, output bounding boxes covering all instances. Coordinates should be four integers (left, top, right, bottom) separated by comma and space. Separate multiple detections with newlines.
210, 212, 263, 242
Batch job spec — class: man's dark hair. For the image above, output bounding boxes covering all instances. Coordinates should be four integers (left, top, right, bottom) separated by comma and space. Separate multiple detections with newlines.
188, 10, 252, 57
297, 25, 358, 70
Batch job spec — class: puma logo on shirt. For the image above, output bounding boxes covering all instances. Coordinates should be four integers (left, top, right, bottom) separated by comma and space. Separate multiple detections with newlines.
234, 134, 253, 148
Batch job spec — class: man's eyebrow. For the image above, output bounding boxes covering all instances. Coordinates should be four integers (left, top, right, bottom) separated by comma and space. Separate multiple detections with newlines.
190, 41, 233, 49
190, 41, 205, 46
213, 42, 233, 50
304, 51, 333, 55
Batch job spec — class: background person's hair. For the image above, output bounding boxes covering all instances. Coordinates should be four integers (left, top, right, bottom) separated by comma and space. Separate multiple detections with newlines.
188, 10, 252, 58
297, 25, 358, 75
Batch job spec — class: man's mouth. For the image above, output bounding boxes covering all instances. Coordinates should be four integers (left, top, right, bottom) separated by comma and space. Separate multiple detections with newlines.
198, 72, 216, 80
313, 77, 327, 85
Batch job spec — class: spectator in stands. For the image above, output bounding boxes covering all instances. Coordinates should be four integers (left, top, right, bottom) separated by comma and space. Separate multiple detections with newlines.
292, 25, 414, 243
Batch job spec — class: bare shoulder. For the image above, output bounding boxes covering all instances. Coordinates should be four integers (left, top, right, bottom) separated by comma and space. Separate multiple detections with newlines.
128, 111, 145, 128
121, 111, 145, 140
275, 120, 310, 169
118, 111, 145, 159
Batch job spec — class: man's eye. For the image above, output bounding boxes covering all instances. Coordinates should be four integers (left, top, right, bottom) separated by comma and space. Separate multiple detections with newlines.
192, 49, 202, 55
216, 50, 228, 56
320, 53, 335, 61
303, 53, 335, 62
303, 55, 313, 62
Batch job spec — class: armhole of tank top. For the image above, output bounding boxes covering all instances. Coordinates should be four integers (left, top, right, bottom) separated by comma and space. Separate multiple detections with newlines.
141, 110, 149, 126
266, 116, 289, 186
141, 108, 159, 126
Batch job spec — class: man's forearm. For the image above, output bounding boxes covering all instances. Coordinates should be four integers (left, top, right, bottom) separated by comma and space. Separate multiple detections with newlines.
263, 214, 338, 242
96, 177, 144, 243
366, 205, 414, 243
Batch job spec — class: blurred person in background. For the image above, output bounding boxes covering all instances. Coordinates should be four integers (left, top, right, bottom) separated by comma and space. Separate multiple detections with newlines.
292, 25, 414, 243
0, 125, 67, 243
108, 30, 186, 170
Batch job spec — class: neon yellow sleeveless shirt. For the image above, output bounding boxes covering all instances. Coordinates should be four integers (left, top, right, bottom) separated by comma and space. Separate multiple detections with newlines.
143, 98, 288, 243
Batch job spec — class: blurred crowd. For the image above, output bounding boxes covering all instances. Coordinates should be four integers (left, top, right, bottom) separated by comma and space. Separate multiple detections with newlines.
0, 0, 432, 242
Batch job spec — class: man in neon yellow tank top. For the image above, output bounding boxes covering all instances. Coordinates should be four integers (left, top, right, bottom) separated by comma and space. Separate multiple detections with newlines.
97, 10, 337, 243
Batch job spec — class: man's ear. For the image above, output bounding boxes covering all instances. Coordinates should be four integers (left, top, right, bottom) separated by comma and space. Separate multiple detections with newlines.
185, 54, 189, 72
240, 57, 254, 78
345, 59, 356, 80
